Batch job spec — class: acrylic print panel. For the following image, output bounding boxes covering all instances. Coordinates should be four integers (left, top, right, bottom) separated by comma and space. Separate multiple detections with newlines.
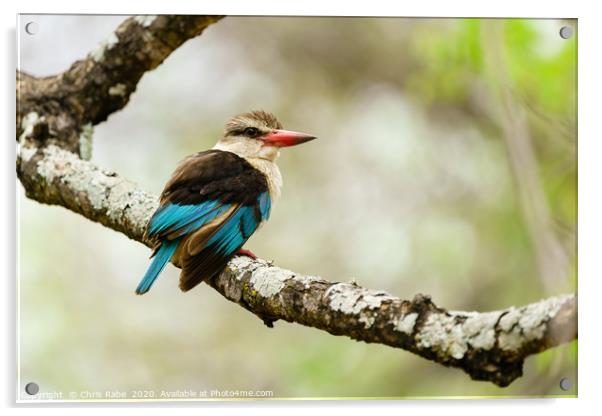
17, 15, 577, 401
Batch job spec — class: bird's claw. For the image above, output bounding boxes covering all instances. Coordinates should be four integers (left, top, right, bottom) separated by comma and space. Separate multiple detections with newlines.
236, 248, 258, 260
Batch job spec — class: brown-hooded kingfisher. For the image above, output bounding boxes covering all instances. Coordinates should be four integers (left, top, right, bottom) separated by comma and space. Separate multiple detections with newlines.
136, 110, 316, 294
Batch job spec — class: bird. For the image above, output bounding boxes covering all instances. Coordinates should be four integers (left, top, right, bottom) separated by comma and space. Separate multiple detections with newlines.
136, 110, 316, 294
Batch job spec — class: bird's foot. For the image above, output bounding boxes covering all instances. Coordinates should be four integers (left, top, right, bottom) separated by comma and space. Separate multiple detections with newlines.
236, 248, 258, 260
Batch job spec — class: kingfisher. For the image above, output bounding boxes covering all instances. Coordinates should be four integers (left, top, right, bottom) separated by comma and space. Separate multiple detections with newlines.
136, 110, 316, 294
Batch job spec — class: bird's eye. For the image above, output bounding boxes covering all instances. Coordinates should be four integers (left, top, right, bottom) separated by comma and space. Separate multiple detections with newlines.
243, 127, 260, 137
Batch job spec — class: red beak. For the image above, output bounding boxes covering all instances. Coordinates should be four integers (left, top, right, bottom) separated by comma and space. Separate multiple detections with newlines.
262, 129, 317, 147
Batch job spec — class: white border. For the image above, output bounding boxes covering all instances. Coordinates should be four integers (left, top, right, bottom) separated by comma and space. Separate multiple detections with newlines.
3, 1, 600, 415
5, 0, 585, 18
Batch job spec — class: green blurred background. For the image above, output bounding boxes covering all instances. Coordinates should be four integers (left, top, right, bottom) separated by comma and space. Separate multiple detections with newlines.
18, 16, 577, 399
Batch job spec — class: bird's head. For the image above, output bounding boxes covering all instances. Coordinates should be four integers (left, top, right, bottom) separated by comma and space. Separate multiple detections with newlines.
214, 110, 316, 161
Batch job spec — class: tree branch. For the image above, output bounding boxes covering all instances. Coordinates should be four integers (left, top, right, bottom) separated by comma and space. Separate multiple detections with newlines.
16, 15, 577, 388
16, 144, 577, 387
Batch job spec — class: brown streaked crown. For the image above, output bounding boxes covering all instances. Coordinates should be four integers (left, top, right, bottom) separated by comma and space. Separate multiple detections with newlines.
224, 110, 283, 137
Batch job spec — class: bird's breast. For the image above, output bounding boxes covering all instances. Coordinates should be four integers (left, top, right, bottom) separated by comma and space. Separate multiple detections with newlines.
245, 157, 282, 201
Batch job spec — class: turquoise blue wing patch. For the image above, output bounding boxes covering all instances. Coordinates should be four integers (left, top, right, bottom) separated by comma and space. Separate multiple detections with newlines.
148, 191, 271, 257
148, 201, 231, 238
259, 191, 271, 221
207, 206, 259, 256
206, 192, 271, 256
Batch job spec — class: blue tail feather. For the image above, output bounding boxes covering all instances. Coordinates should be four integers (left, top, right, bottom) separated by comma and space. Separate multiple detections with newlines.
136, 239, 180, 294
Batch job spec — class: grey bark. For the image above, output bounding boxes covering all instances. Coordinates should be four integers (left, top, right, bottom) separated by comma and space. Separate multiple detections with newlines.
16, 15, 577, 388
